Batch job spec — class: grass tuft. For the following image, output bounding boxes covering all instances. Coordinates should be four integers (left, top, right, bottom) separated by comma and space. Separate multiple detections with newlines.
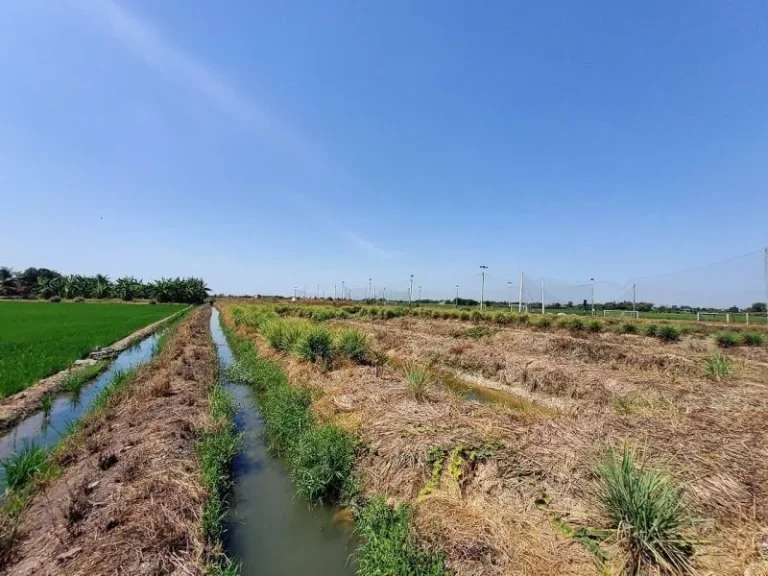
587, 319, 604, 333
642, 324, 658, 337
1, 443, 51, 491
656, 325, 681, 343
296, 326, 334, 364
742, 332, 765, 346
595, 445, 694, 574
403, 363, 433, 401
60, 361, 108, 394
355, 498, 448, 576
335, 329, 371, 363
704, 353, 732, 381
291, 425, 356, 504
714, 331, 741, 348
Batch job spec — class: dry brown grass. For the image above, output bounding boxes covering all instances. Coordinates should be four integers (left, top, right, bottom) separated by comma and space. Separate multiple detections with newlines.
2, 307, 216, 576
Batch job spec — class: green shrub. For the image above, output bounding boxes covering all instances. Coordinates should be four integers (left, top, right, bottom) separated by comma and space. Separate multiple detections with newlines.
657, 325, 681, 343
2, 443, 50, 491
403, 363, 433, 400
355, 498, 448, 576
587, 319, 604, 333
459, 311, 471, 321
715, 331, 740, 348
296, 326, 334, 364
642, 324, 659, 337
568, 317, 585, 332
536, 316, 553, 329
335, 329, 370, 363
742, 332, 765, 346
516, 313, 529, 326
470, 310, 483, 321
291, 424, 356, 503
704, 353, 732, 380
595, 446, 694, 573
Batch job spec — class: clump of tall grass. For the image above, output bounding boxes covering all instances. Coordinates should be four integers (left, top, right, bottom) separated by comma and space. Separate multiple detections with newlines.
199, 386, 240, 542
714, 331, 740, 348
459, 311, 471, 321
291, 425, 356, 503
355, 498, 448, 576
656, 325, 681, 343
568, 317, 586, 332
704, 353, 732, 381
642, 324, 659, 337
39, 391, 55, 418
335, 329, 370, 363
595, 445, 694, 573
587, 319, 604, 333
742, 332, 765, 346
1, 444, 50, 491
613, 322, 638, 335
60, 361, 107, 394
372, 350, 389, 377
403, 363, 433, 400
296, 326, 334, 364
536, 316, 553, 329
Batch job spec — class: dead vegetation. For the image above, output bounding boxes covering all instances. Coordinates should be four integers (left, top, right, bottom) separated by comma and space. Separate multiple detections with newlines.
229, 304, 768, 575
1, 307, 216, 576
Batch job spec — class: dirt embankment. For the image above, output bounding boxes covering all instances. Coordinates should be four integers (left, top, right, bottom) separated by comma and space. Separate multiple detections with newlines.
0, 307, 190, 434
1, 306, 214, 576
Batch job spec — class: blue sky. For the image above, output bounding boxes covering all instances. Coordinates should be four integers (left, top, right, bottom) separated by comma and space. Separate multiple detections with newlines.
1, 1, 766, 305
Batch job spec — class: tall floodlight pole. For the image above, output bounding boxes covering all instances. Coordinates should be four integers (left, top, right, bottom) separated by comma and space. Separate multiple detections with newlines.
479, 265, 488, 311
341, 281, 345, 301
541, 278, 545, 315
383, 287, 387, 305
368, 278, 372, 301
408, 274, 414, 306
418, 285, 422, 301
632, 283, 636, 318
317, 284, 320, 299
293, 286, 297, 300
518, 272, 524, 313
590, 278, 595, 316
455, 285, 460, 308
507, 281, 513, 311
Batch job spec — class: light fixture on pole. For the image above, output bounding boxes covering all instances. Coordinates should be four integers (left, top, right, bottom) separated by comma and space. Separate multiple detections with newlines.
479, 265, 488, 312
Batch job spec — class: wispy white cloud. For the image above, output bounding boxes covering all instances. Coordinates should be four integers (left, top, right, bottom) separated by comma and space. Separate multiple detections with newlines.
71, 0, 326, 172
342, 231, 396, 260
71, 0, 395, 260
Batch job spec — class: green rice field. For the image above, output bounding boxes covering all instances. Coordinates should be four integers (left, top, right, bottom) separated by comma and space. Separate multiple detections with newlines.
0, 301, 185, 397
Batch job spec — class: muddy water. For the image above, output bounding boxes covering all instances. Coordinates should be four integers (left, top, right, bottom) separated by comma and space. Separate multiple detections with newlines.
210, 308, 357, 576
0, 333, 160, 491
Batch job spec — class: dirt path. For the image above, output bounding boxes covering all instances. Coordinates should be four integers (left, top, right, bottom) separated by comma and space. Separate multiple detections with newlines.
1, 306, 214, 576
0, 306, 190, 433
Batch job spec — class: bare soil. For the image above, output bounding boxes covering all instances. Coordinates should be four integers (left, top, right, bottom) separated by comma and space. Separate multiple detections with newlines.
224, 304, 768, 575
1, 306, 215, 576
0, 309, 187, 433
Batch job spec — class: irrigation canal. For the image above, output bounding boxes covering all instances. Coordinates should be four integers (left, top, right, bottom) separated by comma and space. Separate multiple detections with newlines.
0, 332, 160, 491
210, 307, 357, 575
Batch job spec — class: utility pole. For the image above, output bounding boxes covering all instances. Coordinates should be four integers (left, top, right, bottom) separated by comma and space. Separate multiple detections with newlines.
518, 272, 524, 313
590, 278, 595, 316
408, 274, 414, 306
383, 287, 387, 305
632, 283, 636, 318
507, 281, 513, 311
541, 278, 545, 315
479, 265, 488, 312
333, 284, 337, 300
418, 285, 422, 301
341, 281, 345, 302
368, 278, 372, 301
455, 285, 459, 308
317, 284, 320, 299
293, 286, 297, 300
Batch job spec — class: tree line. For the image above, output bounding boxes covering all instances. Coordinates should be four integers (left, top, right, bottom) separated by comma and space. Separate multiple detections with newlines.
0, 267, 209, 305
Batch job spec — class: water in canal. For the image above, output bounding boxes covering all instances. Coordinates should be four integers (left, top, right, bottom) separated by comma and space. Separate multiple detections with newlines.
209, 308, 357, 575
0, 332, 160, 490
